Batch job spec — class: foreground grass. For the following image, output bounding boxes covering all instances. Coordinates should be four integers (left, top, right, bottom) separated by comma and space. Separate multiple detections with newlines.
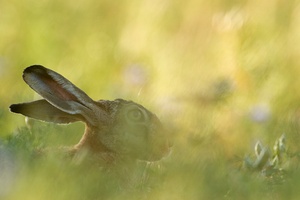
1, 118, 300, 200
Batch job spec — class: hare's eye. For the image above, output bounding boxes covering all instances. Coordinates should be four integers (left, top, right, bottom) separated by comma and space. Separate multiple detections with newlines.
127, 109, 144, 122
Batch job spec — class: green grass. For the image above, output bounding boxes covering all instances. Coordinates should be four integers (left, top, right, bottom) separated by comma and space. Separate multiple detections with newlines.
2, 0, 300, 199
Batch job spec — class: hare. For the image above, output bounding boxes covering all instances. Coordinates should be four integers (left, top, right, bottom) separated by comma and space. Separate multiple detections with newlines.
10, 65, 171, 164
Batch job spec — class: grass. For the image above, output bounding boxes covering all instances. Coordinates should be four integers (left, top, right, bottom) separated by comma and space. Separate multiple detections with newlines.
2, 0, 300, 199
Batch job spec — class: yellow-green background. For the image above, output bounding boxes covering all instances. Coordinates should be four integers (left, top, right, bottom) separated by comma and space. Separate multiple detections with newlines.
2, 0, 300, 199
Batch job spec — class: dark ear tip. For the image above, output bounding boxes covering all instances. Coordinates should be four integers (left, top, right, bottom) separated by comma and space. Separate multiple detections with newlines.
23, 65, 46, 74
9, 104, 19, 113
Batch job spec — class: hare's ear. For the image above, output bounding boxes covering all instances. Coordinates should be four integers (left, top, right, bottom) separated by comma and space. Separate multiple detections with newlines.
10, 99, 81, 124
22, 65, 108, 126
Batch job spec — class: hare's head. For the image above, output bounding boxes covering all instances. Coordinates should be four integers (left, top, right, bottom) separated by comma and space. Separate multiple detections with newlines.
91, 99, 170, 161
10, 65, 171, 162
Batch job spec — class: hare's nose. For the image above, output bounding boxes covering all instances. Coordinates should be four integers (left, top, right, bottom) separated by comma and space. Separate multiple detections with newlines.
161, 139, 173, 158
167, 138, 174, 148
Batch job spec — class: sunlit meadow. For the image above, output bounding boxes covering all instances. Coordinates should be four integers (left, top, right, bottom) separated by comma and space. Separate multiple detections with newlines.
1, 0, 300, 199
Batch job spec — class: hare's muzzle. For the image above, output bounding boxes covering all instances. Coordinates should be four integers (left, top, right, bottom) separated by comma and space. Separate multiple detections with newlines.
147, 129, 173, 161
146, 141, 172, 161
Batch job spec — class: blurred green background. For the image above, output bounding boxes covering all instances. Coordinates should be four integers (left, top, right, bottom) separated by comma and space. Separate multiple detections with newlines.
2, 0, 300, 199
